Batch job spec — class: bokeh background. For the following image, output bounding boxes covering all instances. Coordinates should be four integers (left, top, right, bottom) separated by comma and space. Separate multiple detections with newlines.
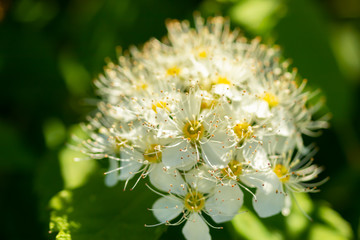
1, 0, 360, 239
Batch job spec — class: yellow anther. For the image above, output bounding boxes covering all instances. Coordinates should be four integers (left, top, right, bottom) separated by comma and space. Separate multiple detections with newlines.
113, 137, 127, 153
216, 76, 231, 85
198, 51, 207, 58
233, 122, 252, 139
143, 144, 162, 163
262, 92, 279, 108
274, 164, 290, 183
167, 66, 181, 76
135, 83, 148, 91
222, 160, 243, 177
151, 101, 169, 113
184, 191, 205, 212
200, 99, 216, 110
183, 120, 204, 141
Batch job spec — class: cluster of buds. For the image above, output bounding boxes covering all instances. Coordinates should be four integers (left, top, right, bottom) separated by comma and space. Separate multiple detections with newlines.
75, 15, 329, 240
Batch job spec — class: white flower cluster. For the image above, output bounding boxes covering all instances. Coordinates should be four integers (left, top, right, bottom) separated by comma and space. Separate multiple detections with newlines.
76, 15, 329, 240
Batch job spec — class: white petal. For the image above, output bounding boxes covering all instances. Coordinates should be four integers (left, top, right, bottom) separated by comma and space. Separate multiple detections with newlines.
149, 164, 187, 196
242, 99, 271, 118
274, 135, 296, 153
175, 93, 201, 120
213, 84, 231, 96
253, 188, 285, 218
281, 194, 292, 216
201, 140, 230, 169
105, 159, 119, 187
118, 152, 143, 181
162, 141, 197, 170
262, 134, 296, 154
182, 213, 210, 240
205, 184, 243, 223
152, 196, 184, 223
185, 165, 216, 193
240, 171, 278, 191
248, 171, 285, 218
242, 142, 270, 170
271, 108, 295, 137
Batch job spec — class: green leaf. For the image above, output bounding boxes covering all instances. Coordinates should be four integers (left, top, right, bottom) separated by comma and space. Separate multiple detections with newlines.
43, 118, 67, 149
49, 124, 166, 239
58, 124, 97, 190
0, 120, 35, 171
49, 172, 166, 240
229, 0, 285, 36
231, 193, 353, 240
231, 207, 283, 240
309, 224, 348, 240
317, 203, 353, 239
274, 0, 354, 123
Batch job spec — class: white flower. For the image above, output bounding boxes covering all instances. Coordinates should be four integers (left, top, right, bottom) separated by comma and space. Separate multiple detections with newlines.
154, 91, 232, 169
75, 14, 329, 240
246, 142, 327, 218
148, 169, 243, 240
106, 131, 168, 189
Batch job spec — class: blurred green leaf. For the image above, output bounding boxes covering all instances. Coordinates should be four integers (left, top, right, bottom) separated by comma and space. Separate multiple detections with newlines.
49, 172, 166, 240
317, 203, 353, 239
49, 190, 78, 240
43, 118, 67, 149
330, 24, 360, 82
232, 193, 353, 240
0, 120, 34, 171
49, 123, 166, 239
232, 207, 283, 240
13, 0, 58, 26
59, 54, 92, 97
229, 0, 285, 35
309, 224, 348, 240
59, 125, 97, 189
274, 0, 354, 123
285, 193, 312, 238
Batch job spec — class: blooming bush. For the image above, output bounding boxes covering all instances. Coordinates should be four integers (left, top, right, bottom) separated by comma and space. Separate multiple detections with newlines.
74, 15, 329, 240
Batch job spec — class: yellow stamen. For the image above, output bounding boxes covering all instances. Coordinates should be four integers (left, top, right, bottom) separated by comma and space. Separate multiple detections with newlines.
151, 101, 169, 113
273, 164, 290, 183
198, 51, 207, 58
167, 66, 181, 76
184, 191, 205, 212
135, 83, 148, 91
143, 144, 162, 163
216, 76, 231, 85
113, 137, 127, 153
183, 120, 204, 141
222, 160, 243, 177
200, 99, 216, 110
233, 122, 252, 139
262, 92, 279, 108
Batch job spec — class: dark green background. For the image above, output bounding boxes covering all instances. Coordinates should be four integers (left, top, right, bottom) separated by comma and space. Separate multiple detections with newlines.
1, 0, 359, 239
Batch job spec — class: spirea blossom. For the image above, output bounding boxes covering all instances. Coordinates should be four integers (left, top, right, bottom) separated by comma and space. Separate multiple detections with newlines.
74, 14, 329, 240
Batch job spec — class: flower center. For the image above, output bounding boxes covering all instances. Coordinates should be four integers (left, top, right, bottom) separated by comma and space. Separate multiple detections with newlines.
151, 101, 169, 113
113, 137, 127, 153
216, 76, 231, 85
198, 50, 207, 58
262, 92, 279, 108
184, 191, 205, 212
273, 164, 290, 183
183, 120, 204, 141
143, 144, 162, 163
233, 122, 252, 139
200, 99, 216, 110
167, 66, 181, 76
135, 83, 148, 91
222, 159, 243, 177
